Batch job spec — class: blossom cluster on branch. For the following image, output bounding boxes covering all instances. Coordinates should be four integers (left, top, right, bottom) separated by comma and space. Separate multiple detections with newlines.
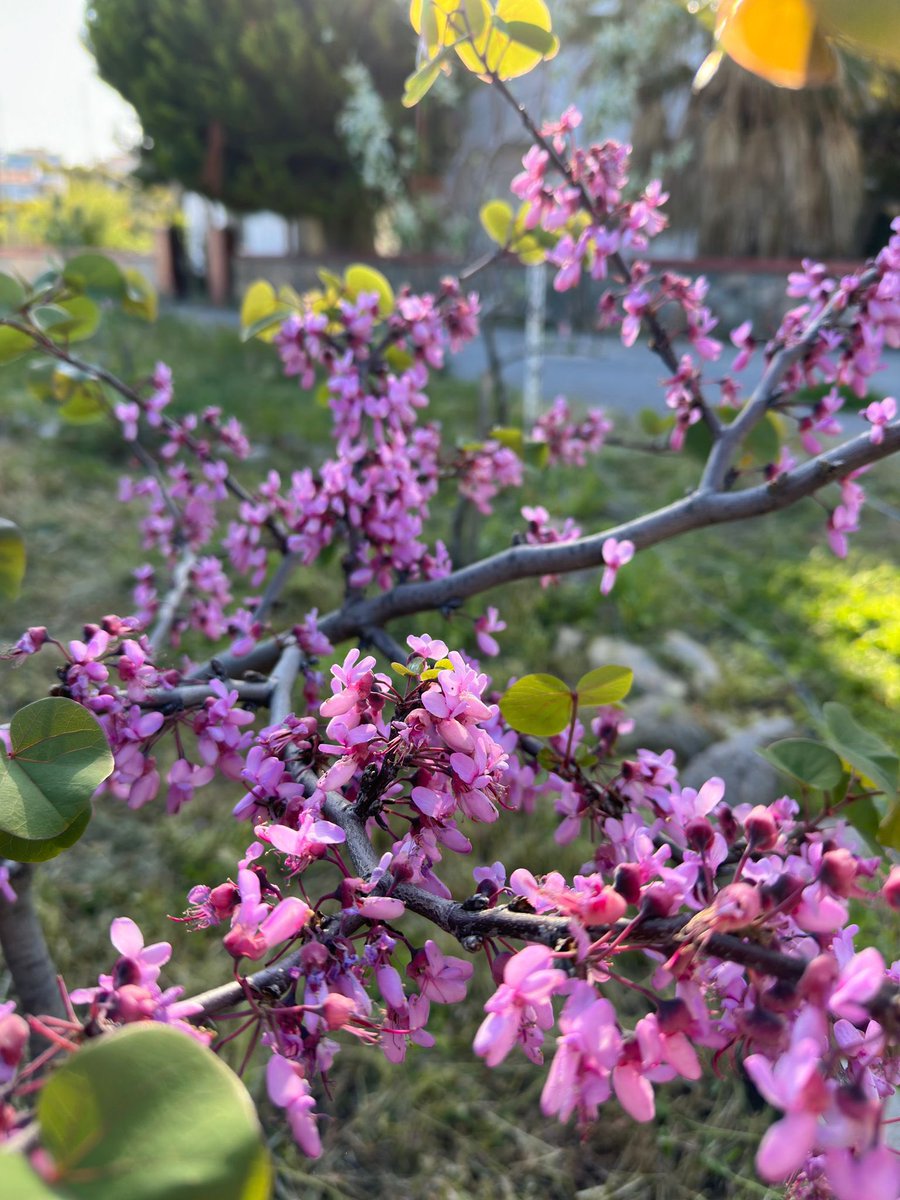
1, 8, 900, 1195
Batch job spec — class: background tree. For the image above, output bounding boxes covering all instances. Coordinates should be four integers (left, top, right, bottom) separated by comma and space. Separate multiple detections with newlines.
86, 0, 442, 249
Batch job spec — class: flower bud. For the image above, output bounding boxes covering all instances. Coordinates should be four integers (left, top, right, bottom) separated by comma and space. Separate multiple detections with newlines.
0, 1013, 28, 1072
714, 802, 739, 845
209, 882, 240, 919
883, 864, 900, 910
685, 817, 715, 853
322, 993, 357, 1031
490, 951, 511, 987
761, 979, 798, 1013
799, 954, 839, 1006
820, 848, 857, 897
656, 998, 692, 1036
744, 805, 778, 852
613, 863, 642, 906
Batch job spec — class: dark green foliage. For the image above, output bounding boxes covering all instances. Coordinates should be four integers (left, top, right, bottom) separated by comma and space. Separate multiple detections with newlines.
86, 0, 412, 246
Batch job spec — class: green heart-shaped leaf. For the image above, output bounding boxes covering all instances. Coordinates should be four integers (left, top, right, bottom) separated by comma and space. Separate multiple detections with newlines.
758, 738, 845, 791
500, 673, 573, 736
0, 807, 92, 864
38, 1024, 273, 1200
576, 665, 634, 707
0, 698, 113, 842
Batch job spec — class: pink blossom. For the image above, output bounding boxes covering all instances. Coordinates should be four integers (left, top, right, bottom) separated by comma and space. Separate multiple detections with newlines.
863, 395, 896, 444
267, 1054, 322, 1157
600, 537, 634, 595
474, 945, 567, 1067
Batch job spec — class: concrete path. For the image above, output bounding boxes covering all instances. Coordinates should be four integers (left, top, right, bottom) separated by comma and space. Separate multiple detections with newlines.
445, 327, 900, 421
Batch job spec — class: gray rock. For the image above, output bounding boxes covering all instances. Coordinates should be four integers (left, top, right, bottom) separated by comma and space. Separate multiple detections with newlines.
618, 695, 717, 764
554, 626, 585, 660
586, 636, 687, 700
680, 717, 795, 808
661, 630, 722, 693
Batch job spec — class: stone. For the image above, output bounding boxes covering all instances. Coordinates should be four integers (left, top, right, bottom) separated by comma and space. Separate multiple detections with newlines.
661, 630, 722, 693
680, 716, 795, 808
618, 695, 717, 764
554, 626, 585, 660
586, 636, 687, 700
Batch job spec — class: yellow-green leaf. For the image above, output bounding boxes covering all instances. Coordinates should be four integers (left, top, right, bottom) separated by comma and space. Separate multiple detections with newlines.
0, 325, 35, 365
344, 264, 395, 318
480, 200, 514, 246
122, 268, 158, 322
0, 518, 25, 601
240, 280, 289, 343
500, 673, 574, 736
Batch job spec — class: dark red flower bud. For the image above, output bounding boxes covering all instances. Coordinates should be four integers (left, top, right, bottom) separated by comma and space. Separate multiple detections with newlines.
656, 998, 692, 1036
799, 954, 839, 1006
761, 980, 798, 1013
686, 817, 715, 853
613, 862, 642, 905
714, 802, 739, 845
744, 805, 778, 852
820, 848, 857, 897
490, 952, 511, 987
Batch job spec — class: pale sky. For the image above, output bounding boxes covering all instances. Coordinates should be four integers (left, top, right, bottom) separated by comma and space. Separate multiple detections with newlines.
0, 0, 141, 165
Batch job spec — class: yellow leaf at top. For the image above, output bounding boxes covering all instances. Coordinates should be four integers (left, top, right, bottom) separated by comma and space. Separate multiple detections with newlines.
343, 265, 395, 318
716, 0, 838, 88
456, 0, 558, 80
240, 280, 286, 342
410, 0, 488, 59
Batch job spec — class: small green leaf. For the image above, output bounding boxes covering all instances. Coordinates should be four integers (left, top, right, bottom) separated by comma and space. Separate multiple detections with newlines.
741, 412, 782, 467
52, 365, 106, 424
500, 19, 559, 55
823, 703, 898, 800
0, 1153, 59, 1198
240, 311, 289, 343
62, 253, 125, 298
638, 409, 671, 437
31, 305, 74, 333
523, 439, 550, 469
403, 56, 444, 107
37, 1024, 272, 1200
122, 268, 158, 322
845, 794, 886, 850
878, 801, 900, 850
758, 738, 845, 791
575, 665, 634, 707
0, 518, 25, 601
0, 697, 113, 845
0, 273, 25, 316
489, 426, 524, 456
480, 200, 514, 246
0, 324, 35, 365
499, 673, 574, 736
50, 295, 101, 343
344, 264, 395, 317
0, 807, 92, 864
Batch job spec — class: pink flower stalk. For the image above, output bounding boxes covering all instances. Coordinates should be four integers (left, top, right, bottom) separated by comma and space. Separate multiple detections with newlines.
744, 1040, 831, 1182
600, 538, 634, 595
474, 945, 567, 1067
223, 868, 312, 961
267, 1054, 322, 1157
474, 607, 506, 657
407, 940, 474, 1004
863, 395, 896, 444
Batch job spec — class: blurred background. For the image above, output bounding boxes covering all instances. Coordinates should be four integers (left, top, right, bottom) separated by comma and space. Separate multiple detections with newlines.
1, 3, 899, 1198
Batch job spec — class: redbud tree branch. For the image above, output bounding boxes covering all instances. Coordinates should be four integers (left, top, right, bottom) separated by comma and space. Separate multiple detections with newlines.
190, 419, 900, 685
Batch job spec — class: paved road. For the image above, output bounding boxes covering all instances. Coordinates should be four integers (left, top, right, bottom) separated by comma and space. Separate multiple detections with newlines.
446, 327, 900, 422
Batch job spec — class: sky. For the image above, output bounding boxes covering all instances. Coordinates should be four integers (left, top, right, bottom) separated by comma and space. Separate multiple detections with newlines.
0, 0, 140, 165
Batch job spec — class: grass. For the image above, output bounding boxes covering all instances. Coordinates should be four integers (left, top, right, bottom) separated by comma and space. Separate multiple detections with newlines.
0, 308, 897, 1198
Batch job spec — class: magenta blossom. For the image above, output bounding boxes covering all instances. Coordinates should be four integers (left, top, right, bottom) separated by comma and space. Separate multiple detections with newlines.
600, 537, 634, 595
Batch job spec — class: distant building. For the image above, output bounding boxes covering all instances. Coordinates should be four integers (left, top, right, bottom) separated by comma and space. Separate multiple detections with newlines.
0, 150, 64, 202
